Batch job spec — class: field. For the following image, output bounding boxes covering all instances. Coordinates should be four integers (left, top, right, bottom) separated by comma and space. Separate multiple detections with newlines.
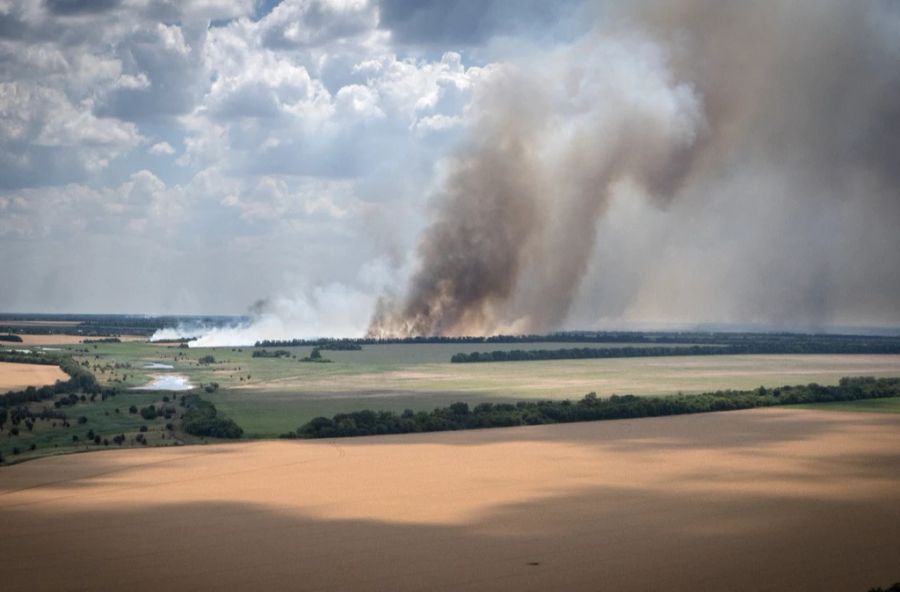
1, 334, 147, 346
0, 362, 67, 392
2, 338, 899, 462
218, 352, 900, 436
9, 340, 898, 438
1, 408, 897, 591
795, 397, 900, 414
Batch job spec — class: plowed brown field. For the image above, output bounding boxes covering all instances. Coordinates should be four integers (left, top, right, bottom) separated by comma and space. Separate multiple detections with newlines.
1, 408, 898, 591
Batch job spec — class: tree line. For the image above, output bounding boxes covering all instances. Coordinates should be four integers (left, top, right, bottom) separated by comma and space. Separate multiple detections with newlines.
257, 331, 900, 348
254, 338, 362, 350
0, 351, 100, 406
451, 341, 900, 363
284, 376, 900, 439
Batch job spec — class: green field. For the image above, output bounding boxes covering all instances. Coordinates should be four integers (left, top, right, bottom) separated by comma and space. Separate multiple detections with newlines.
20, 340, 897, 438
0, 386, 184, 464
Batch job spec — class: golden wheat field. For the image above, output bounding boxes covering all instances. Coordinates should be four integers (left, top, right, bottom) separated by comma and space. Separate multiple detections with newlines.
0, 362, 68, 392
4, 334, 148, 346
1, 408, 898, 592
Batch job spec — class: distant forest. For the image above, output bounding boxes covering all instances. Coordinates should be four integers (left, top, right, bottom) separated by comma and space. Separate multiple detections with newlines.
255, 339, 362, 350
0, 313, 245, 337
285, 376, 900, 439
255, 331, 900, 349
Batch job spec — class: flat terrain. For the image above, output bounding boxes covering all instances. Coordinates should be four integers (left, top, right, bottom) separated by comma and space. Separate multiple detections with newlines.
0, 362, 67, 392
40, 340, 900, 436
796, 397, 900, 414
3, 334, 147, 346
1, 408, 897, 591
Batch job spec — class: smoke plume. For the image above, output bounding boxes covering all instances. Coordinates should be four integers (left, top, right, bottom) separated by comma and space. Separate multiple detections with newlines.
369, 0, 900, 337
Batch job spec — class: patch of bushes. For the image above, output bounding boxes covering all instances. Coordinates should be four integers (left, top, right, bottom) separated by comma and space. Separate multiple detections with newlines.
181, 394, 243, 439
300, 348, 331, 363
252, 349, 292, 358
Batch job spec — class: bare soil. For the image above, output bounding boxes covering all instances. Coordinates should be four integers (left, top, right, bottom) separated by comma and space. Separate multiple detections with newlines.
0, 362, 68, 392
0, 408, 898, 591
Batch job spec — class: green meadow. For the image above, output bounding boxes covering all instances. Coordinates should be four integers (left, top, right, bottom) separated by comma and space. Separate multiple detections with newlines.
52, 341, 900, 437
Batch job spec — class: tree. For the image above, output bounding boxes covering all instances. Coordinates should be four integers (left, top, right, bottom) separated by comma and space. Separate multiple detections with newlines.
449, 402, 470, 415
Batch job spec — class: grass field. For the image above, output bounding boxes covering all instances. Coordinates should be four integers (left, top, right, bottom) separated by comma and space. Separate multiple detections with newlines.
3, 340, 899, 448
25, 341, 900, 437
1, 408, 898, 592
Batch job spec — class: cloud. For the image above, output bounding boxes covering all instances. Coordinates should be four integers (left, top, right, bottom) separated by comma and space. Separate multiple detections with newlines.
259, 0, 380, 49
149, 141, 175, 155
0, 81, 141, 188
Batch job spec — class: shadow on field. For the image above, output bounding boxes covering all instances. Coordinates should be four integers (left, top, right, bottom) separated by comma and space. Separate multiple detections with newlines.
2, 409, 899, 592
3, 476, 899, 592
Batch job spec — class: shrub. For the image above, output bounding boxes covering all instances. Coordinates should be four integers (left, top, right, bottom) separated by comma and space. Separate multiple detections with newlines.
181, 395, 243, 439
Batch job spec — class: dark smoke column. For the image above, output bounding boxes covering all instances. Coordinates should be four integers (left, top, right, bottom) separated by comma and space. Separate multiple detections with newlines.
369, 1, 900, 337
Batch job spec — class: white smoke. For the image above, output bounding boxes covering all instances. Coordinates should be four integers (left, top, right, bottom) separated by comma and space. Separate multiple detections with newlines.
153, 260, 400, 347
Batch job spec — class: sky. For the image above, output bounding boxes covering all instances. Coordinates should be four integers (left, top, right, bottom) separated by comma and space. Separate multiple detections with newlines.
1, 0, 899, 337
